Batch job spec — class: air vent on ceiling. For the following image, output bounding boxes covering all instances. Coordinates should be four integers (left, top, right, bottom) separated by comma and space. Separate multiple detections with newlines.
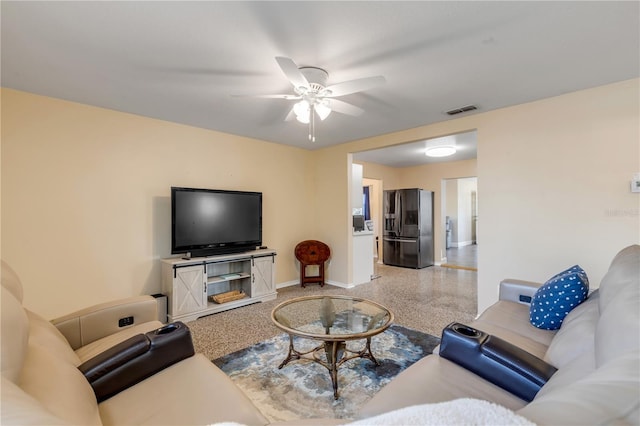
445, 105, 478, 116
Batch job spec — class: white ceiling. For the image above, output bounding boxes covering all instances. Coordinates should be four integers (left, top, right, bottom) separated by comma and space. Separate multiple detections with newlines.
353, 131, 478, 168
2, 1, 638, 160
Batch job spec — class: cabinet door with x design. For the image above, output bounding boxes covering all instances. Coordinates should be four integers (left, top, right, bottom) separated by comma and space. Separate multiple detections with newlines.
172, 264, 206, 317
251, 256, 275, 298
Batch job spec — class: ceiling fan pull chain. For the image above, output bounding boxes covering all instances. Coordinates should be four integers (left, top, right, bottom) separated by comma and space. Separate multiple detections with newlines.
310, 104, 316, 142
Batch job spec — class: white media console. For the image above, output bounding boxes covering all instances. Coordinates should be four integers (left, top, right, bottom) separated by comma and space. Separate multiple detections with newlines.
161, 249, 276, 322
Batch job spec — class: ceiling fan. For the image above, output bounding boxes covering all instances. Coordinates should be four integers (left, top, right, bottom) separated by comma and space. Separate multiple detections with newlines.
247, 57, 385, 142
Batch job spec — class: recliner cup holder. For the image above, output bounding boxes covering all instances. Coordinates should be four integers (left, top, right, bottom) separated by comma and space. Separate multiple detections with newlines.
80, 320, 194, 402
440, 322, 557, 402
155, 323, 180, 335
452, 323, 482, 338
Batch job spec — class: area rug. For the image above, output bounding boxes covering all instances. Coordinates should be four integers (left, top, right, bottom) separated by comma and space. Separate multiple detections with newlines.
212, 324, 440, 422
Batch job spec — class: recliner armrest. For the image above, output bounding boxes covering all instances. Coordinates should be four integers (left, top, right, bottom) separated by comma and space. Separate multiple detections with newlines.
81, 334, 151, 383
52, 296, 158, 350
79, 322, 195, 402
499, 279, 542, 305
439, 323, 557, 402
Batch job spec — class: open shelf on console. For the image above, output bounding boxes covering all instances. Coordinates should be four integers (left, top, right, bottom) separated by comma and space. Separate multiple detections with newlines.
207, 272, 251, 285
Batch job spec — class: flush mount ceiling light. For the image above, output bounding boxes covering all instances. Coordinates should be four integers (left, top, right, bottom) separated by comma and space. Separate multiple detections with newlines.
425, 137, 457, 157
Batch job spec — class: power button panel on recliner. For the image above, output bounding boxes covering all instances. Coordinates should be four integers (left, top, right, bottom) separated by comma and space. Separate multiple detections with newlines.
118, 316, 134, 327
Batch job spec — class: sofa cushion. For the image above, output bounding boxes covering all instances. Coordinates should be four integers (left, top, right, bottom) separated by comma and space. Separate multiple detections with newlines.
595, 280, 640, 368
536, 350, 596, 397
53, 296, 160, 350
1, 287, 29, 383
543, 292, 599, 368
529, 265, 589, 330
598, 244, 640, 312
357, 355, 527, 420
26, 310, 81, 367
75, 320, 163, 364
1, 260, 24, 302
475, 300, 556, 348
467, 321, 550, 359
98, 354, 269, 426
595, 245, 640, 368
1, 377, 68, 425
20, 342, 102, 425
518, 350, 639, 426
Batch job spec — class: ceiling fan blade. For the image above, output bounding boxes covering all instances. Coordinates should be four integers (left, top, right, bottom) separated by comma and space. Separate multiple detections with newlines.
284, 106, 297, 122
232, 93, 301, 100
275, 56, 309, 91
325, 76, 386, 97
327, 99, 364, 116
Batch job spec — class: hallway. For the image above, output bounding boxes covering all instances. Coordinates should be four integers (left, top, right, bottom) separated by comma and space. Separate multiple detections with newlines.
444, 244, 478, 270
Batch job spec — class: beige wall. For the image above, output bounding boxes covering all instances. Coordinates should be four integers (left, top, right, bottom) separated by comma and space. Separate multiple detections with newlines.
317, 78, 639, 313
3, 78, 638, 319
1, 89, 315, 318
474, 79, 639, 312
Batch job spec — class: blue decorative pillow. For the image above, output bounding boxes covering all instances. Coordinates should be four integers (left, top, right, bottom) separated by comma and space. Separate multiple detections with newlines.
529, 265, 589, 330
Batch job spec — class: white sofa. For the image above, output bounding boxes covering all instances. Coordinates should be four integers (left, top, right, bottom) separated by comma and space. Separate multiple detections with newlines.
358, 244, 640, 425
3, 245, 639, 425
1, 260, 269, 426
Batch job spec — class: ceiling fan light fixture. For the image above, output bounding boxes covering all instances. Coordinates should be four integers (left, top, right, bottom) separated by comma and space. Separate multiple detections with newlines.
294, 99, 332, 123
294, 100, 310, 123
425, 138, 457, 157
254, 57, 386, 142
315, 102, 331, 120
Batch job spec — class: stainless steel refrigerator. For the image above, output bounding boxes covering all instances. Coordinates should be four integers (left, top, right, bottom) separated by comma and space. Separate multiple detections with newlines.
383, 188, 434, 269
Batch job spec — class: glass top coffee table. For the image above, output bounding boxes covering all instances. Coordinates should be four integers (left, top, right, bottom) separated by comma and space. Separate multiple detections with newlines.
271, 295, 394, 399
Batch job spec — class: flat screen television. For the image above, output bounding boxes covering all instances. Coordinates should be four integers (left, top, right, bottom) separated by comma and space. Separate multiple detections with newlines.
171, 187, 262, 257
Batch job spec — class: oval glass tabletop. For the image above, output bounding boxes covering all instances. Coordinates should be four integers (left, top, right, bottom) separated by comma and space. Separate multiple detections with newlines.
271, 295, 394, 340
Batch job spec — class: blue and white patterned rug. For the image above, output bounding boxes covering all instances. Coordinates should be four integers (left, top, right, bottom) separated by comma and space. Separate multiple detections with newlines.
212, 324, 440, 422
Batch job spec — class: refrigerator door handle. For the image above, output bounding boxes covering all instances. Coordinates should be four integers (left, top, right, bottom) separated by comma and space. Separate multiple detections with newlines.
397, 192, 403, 236
383, 237, 418, 243
393, 191, 400, 237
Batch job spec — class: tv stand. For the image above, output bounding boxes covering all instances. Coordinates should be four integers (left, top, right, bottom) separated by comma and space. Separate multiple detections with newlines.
161, 249, 276, 322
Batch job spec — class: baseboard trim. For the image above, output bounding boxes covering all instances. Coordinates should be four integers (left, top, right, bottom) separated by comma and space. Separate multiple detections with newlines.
276, 280, 299, 289
276, 279, 353, 289
451, 240, 474, 248
327, 280, 355, 289
441, 263, 478, 271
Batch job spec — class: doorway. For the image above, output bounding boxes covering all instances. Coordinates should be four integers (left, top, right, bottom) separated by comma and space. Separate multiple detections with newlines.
363, 177, 383, 277
442, 177, 478, 270
351, 130, 478, 271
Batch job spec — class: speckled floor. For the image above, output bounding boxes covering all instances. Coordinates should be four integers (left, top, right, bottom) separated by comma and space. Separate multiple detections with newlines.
445, 244, 478, 270
187, 263, 478, 361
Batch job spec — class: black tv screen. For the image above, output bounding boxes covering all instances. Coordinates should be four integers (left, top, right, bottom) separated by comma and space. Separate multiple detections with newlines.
171, 187, 262, 256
